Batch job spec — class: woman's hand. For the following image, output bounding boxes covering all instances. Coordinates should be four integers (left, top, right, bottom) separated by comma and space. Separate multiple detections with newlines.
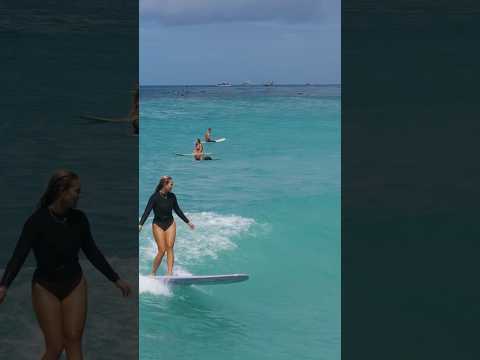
0, 286, 7, 304
115, 279, 132, 297
138, 224, 143, 232
188, 222, 195, 230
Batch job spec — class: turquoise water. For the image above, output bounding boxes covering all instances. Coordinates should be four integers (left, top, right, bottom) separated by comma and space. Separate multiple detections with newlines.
140, 85, 340, 360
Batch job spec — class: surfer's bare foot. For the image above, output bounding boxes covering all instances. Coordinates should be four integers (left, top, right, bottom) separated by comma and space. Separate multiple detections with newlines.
165, 271, 173, 276
149, 272, 156, 277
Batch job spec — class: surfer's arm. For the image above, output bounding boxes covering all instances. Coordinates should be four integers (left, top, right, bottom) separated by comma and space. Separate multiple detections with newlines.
172, 194, 190, 224
0, 217, 35, 288
139, 194, 155, 226
79, 212, 119, 282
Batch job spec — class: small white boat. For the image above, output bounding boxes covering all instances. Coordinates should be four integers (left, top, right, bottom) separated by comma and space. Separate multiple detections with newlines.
216, 82, 233, 87
264, 81, 274, 87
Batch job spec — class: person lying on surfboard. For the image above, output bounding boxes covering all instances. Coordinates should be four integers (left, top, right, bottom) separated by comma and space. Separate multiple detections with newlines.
194, 139, 212, 160
138, 176, 195, 276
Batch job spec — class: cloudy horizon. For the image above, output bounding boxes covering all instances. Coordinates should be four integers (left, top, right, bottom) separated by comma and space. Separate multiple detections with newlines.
140, 0, 340, 85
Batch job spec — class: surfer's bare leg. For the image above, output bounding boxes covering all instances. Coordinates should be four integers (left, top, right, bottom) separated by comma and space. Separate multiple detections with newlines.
151, 224, 166, 275
165, 221, 177, 275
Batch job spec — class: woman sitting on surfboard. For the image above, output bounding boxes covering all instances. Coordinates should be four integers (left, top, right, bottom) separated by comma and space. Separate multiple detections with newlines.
193, 139, 212, 160
138, 176, 195, 276
203, 129, 226, 143
204, 128, 213, 142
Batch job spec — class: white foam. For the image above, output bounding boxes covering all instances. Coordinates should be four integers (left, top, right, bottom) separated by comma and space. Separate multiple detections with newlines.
139, 274, 172, 297
179, 212, 253, 263
140, 212, 254, 264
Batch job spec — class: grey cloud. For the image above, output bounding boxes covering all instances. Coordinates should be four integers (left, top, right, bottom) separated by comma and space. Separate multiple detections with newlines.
140, 0, 337, 26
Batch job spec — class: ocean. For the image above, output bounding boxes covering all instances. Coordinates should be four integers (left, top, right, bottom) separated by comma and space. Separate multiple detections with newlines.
139, 85, 340, 360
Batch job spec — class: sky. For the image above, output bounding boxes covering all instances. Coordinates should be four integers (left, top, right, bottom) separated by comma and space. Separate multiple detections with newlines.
140, 0, 340, 85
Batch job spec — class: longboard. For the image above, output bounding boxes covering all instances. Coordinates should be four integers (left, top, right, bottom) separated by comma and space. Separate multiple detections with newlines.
155, 274, 249, 285
175, 152, 214, 157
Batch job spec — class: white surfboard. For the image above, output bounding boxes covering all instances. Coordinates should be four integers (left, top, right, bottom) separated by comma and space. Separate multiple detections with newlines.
202, 138, 226, 144
175, 152, 214, 157
155, 273, 249, 285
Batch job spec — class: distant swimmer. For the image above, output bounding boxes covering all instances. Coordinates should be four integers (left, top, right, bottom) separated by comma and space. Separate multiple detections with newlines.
194, 139, 212, 160
139, 176, 195, 276
204, 128, 215, 142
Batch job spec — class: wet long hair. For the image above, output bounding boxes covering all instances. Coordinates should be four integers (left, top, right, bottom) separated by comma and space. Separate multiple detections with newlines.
154, 176, 172, 194
38, 170, 79, 209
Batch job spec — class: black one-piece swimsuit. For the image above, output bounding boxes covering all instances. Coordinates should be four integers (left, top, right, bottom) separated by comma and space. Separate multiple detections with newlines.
139, 192, 190, 230
0, 208, 119, 300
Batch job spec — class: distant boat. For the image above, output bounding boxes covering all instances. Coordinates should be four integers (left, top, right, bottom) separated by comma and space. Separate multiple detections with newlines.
216, 82, 233, 87
264, 81, 274, 87
241, 80, 254, 86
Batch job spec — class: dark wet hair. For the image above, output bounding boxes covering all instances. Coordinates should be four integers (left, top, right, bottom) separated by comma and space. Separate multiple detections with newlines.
196, 138, 201, 144
154, 176, 172, 193
38, 170, 80, 208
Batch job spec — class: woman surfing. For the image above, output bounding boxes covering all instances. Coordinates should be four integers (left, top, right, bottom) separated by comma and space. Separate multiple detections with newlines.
139, 176, 195, 276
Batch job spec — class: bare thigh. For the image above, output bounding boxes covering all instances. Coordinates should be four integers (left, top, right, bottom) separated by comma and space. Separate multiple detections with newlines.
32, 283, 64, 352
152, 223, 167, 253
61, 277, 87, 343
165, 221, 176, 249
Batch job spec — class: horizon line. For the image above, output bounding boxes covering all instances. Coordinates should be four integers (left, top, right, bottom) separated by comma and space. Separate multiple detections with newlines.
140, 83, 341, 87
